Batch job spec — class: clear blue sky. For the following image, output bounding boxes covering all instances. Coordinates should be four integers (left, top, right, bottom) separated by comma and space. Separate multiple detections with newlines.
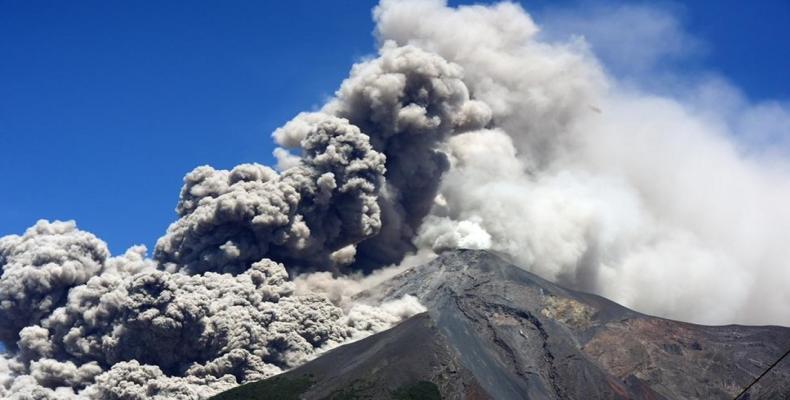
1, 0, 788, 255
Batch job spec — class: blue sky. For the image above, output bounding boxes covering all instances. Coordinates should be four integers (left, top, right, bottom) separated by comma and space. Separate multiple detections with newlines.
1, 0, 788, 255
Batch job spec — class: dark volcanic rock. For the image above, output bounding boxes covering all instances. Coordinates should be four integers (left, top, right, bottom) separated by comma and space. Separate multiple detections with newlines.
361, 250, 790, 399
211, 312, 490, 400
215, 250, 790, 399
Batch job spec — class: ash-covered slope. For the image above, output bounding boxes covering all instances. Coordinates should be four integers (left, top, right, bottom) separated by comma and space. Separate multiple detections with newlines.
215, 250, 790, 399
210, 312, 490, 400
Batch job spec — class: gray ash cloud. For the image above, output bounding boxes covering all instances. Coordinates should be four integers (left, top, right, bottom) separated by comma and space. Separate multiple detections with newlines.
0, 43, 473, 400
0, 221, 424, 399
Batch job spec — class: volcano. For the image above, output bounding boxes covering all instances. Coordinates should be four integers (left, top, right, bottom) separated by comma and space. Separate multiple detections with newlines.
212, 250, 790, 400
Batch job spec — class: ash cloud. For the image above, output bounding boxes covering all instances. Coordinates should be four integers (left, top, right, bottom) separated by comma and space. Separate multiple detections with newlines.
2, 43, 474, 398
0, 221, 109, 345
154, 116, 387, 275
271, 43, 491, 270
156, 43, 489, 275
1, 223, 424, 398
376, 0, 790, 325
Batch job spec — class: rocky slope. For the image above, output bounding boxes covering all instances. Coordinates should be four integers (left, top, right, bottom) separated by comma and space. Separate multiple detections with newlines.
213, 250, 790, 399
211, 312, 489, 400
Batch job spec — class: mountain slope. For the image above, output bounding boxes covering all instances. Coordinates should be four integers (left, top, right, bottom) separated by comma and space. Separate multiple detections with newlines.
210, 312, 490, 400
214, 250, 790, 399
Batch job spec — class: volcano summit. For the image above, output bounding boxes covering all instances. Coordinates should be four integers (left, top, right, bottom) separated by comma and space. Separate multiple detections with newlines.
214, 250, 790, 400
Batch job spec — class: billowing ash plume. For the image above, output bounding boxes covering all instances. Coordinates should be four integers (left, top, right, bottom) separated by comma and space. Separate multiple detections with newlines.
1, 222, 424, 399
157, 43, 491, 274
1, 43, 482, 399
154, 117, 386, 275
0, 221, 110, 344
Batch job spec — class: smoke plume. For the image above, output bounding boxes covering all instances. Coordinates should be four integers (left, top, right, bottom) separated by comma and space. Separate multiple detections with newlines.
3, 43, 487, 399
1, 221, 423, 399
375, 0, 790, 325
3, 0, 790, 398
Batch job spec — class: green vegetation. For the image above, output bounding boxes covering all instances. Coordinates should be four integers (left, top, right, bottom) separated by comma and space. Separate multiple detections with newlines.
209, 374, 314, 400
328, 378, 375, 400
209, 375, 442, 400
392, 381, 441, 400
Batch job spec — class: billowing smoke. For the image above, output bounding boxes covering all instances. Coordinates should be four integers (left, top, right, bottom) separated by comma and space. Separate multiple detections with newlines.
2, 43, 486, 399
154, 117, 387, 275
375, 0, 790, 325
0, 221, 110, 345
157, 43, 490, 275
3, 0, 790, 397
269, 43, 491, 269
0, 222, 424, 399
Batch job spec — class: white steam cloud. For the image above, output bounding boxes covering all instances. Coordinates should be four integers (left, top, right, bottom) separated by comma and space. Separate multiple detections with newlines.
375, 0, 790, 325
2, 1, 789, 398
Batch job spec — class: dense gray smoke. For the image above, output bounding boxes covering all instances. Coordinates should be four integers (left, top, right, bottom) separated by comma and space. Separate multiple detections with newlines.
1, 43, 468, 399
154, 116, 387, 274
157, 43, 490, 274
0, 221, 109, 345
273, 43, 491, 269
1, 223, 423, 399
